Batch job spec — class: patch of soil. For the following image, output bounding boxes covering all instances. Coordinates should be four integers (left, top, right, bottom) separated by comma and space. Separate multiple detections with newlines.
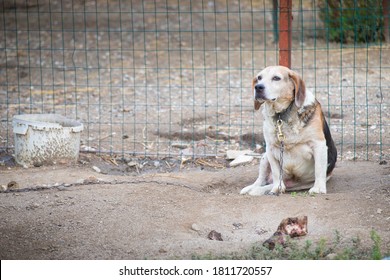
0, 159, 389, 259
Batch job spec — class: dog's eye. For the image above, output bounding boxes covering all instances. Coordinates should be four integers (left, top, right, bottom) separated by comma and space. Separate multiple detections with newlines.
257, 75, 262, 81
272, 76, 281, 81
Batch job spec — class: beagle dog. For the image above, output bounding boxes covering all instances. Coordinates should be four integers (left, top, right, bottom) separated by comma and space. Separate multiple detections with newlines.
241, 66, 337, 196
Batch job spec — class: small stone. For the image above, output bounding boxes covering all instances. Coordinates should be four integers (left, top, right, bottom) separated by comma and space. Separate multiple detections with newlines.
226, 149, 253, 160
127, 161, 139, 167
180, 148, 193, 157
26, 202, 40, 210
84, 176, 99, 184
233, 222, 243, 229
0, 185, 7, 192
208, 230, 223, 241
191, 223, 201, 232
158, 248, 167, 254
326, 253, 338, 260
229, 155, 254, 167
7, 181, 19, 189
76, 179, 84, 184
255, 228, 268, 235
377, 208, 383, 214
171, 142, 189, 149
92, 166, 101, 173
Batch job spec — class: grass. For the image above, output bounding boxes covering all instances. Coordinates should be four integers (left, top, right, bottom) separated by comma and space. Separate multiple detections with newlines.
192, 230, 389, 260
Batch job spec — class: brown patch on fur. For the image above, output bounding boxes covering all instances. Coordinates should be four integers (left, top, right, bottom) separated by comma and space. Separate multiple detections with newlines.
310, 103, 328, 141
298, 101, 318, 126
289, 71, 306, 108
253, 76, 263, 110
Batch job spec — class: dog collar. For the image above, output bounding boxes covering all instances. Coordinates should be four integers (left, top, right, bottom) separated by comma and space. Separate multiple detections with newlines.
274, 101, 295, 123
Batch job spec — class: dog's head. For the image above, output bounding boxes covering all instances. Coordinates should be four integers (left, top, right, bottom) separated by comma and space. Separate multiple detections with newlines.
253, 66, 306, 111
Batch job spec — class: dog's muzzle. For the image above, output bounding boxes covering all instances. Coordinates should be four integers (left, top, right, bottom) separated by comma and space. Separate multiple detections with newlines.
254, 84, 265, 101
255, 84, 276, 102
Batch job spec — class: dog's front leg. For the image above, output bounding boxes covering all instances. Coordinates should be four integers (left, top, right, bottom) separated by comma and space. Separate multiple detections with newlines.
309, 140, 328, 194
240, 154, 272, 195
268, 151, 286, 194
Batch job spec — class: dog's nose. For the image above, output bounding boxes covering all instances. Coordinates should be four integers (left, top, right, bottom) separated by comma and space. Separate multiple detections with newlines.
255, 84, 264, 92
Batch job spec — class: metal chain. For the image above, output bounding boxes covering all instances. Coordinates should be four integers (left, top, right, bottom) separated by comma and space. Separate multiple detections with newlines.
275, 118, 285, 195
278, 140, 284, 194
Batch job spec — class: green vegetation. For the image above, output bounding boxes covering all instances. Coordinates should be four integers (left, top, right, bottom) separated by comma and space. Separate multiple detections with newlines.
318, 0, 384, 43
192, 230, 388, 260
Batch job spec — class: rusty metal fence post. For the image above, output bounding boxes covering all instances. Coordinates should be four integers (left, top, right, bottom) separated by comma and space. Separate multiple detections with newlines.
384, 0, 389, 42
279, 0, 292, 68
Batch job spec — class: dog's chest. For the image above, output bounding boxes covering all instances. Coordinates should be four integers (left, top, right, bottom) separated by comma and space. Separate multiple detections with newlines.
264, 118, 308, 148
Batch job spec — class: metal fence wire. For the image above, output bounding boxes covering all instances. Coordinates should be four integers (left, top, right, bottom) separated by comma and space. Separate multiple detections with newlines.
0, 0, 389, 162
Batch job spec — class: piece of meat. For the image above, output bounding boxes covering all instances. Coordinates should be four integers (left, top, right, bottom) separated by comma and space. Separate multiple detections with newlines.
263, 216, 308, 250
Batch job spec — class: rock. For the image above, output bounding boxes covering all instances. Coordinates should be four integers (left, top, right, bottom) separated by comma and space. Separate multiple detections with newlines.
180, 148, 193, 157
127, 161, 139, 167
84, 176, 99, 184
7, 181, 19, 189
226, 149, 253, 160
26, 202, 40, 210
82, 145, 96, 152
0, 185, 7, 192
76, 179, 84, 184
171, 142, 189, 149
191, 223, 201, 232
232, 222, 243, 229
326, 253, 338, 260
255, 228, 268, 235
229, 155, 254, 167
377, 208, 383, 214
158, 248, 167, 254
92, 166, 101, 173
208, 230, 223, 241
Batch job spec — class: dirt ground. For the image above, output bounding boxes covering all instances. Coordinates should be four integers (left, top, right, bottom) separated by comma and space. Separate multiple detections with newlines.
0, 157, 389, 260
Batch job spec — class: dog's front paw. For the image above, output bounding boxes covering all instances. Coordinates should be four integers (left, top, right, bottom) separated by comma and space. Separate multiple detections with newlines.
240, 184, 272, 196
308, 184, 327, 194
270, 183, 286, 195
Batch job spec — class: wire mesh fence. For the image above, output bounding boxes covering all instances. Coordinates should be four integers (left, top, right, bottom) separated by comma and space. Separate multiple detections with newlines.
0, 0, 389, 162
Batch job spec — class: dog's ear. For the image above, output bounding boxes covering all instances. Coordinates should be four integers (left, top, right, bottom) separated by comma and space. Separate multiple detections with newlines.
253, 76, 263, 110
289, 71, 306, 108
254, 100, 261, 110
